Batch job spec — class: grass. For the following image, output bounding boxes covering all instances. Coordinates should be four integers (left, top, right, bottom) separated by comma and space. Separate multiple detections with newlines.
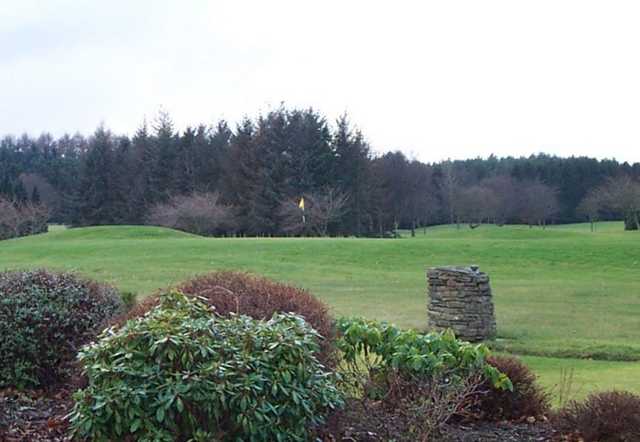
1, 221, 638, 396
521, 355, 640, 403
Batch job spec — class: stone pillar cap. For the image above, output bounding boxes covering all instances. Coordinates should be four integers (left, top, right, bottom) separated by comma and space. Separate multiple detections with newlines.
429, 265, 483, 275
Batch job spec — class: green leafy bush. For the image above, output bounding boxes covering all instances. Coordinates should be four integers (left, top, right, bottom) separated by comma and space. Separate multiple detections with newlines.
555, 390, 640, 442
0, 269, 123, 389
336, 317, 512, 397
333, 317, 511, 439
122, 271, 336, 365
470, 355, 550, 421
71, 290, 343, 441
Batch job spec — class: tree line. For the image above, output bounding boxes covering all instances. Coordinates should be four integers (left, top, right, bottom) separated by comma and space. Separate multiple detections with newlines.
1, 106, 640, 236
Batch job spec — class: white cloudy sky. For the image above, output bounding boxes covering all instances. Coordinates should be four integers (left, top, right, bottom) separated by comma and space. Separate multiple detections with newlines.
2, 0, 640, 163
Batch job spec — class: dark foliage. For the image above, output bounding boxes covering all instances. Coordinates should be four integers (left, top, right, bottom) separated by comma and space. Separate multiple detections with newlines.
554, 390, 640, 442
2, 107, 639, 234
470, 355, 550, 421
71, 291, 343, 441
121, 271, 336, 365
0, 269, 123, 389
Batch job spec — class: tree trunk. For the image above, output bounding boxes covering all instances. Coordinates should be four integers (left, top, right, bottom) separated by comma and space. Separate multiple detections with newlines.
624, 212, 639, 231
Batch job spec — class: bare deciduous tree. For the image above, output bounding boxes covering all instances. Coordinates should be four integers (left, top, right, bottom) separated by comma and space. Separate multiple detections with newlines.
421, 191, 441, 234
280, 188, 349, 237
147, 192, 235, 236
518, 180, 559, 228
0, 198, 20, 239
480, 175, 519, 226
577, 189, 604, 232
457, 185, 500, 228
593, 175, 640, 230
0, 197, 49, 240
19, 173, 61, 212
440, 162, 460, 227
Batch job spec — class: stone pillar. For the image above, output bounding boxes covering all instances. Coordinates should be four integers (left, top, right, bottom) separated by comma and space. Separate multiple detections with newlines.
427, 265, 496, 342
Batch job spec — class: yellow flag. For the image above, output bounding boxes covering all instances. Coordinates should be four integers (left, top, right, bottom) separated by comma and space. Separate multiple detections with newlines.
298, 197, 305, 210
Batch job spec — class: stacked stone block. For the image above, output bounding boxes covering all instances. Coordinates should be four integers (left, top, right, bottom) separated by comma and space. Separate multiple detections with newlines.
427, 265, 496, 342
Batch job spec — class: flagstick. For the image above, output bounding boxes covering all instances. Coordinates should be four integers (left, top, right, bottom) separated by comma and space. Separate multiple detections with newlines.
299, 197, 306, 227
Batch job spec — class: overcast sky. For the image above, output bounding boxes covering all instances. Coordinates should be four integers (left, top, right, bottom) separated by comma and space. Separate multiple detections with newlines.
2, 1, 640, 163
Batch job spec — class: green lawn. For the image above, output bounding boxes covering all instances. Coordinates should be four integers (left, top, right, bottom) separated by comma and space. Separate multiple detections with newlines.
1, 222, 638, 399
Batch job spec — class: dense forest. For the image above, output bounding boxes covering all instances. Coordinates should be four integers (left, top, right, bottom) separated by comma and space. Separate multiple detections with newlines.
2, 106, 640, 236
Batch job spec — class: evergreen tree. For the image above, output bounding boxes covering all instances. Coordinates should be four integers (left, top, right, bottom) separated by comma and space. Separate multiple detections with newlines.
196, 121, 231, 192
111, 136, 135, 222
31, 186, 41, 203
73, 126, 118, 226
14, 180, 28, 203
152, 110, 178, 199
286, 108, 334, 194
222, 118, 258, 234
247, 110, 290, 234
174, 126, 197, 195
2, 105, 640, 234
332, 115, 371, 235
129, 120, 160, 221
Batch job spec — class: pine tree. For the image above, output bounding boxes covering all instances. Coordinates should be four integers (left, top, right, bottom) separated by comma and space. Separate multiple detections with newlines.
249, 108, 291, 234
130, 120, 160, 222
73, 126, 118, 226
222, 119, 258, 234
31, 186, 41, 203
332, 114, 372, 235
286, 108, 334, 195
173, 126, 197, 195
203, 121, 231, 191
111, 136, 135, 222
14, 180, 28, 203
153, 110, 178, 199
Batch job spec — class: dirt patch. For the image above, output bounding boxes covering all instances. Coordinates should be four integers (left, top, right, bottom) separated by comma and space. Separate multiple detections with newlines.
440, 421, 558, 441
0, 389, 72, 442
318, 399, 560, 441
2, 392, 562, 442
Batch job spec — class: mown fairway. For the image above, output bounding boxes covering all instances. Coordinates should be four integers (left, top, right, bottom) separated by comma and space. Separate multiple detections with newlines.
1, 222, 639, 399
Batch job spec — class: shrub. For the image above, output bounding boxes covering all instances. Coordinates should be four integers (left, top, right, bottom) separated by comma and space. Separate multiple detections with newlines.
319, 374, 487, 442
336, 317, 512, 398
0, 269, 123, 389
147, 192, 235, 236
334, 317, 511, 439
392, 372, 486, 440
555, 391, 640, 442
123, 271, 336, 365
70, 291, 343, 441
470, 355, 550, 421
118, 290, 137, 311
278, 188, 349, 236
0, 197, 48, 240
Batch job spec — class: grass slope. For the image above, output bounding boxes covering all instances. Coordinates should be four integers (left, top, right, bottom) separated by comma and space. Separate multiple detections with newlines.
1, 222, 638, 398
